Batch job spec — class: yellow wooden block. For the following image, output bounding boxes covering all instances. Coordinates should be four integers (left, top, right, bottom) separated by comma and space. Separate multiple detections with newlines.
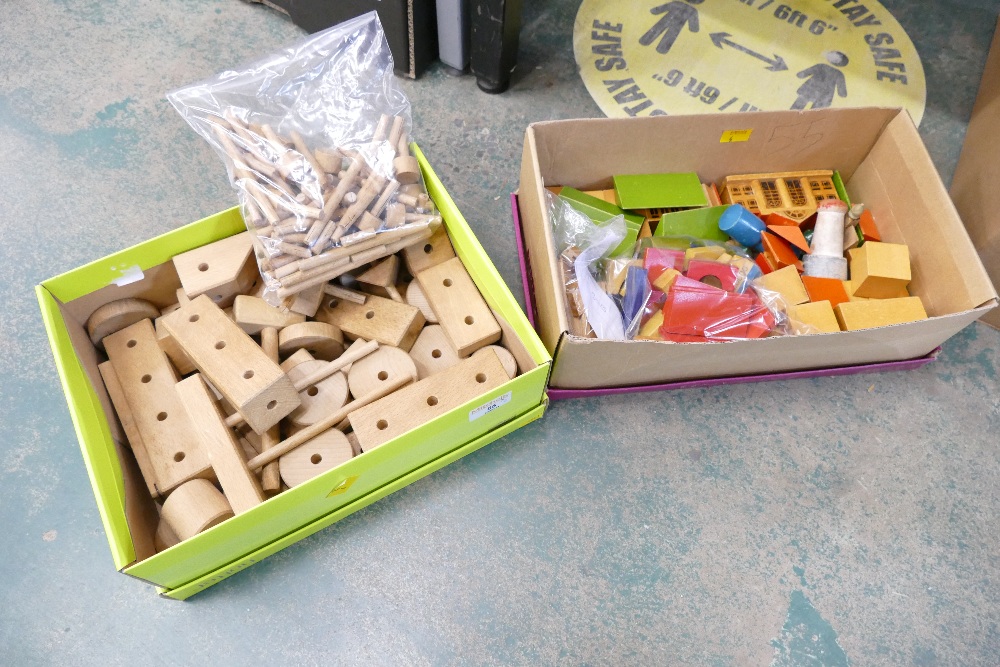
751, 265, 809, 305
684, 246, 726, 269
787, 300, 841, 334
652, 268, 681, 292
834, 296, 928, 331
606, 259, 641, 296
849, 241, 911, 299
636, 310, 664, 339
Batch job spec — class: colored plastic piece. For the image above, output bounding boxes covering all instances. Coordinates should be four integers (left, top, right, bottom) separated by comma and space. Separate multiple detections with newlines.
613, 172, 708, 210
718, 204, 766, 251
686, 259, 742, 292
849, 242, 911, 298
761, 231, 803, 272
653, 206, 730, 243
766, 225, 811, 254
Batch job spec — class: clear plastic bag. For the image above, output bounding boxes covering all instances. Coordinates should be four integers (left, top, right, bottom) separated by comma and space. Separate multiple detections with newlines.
167, 12, 440, 304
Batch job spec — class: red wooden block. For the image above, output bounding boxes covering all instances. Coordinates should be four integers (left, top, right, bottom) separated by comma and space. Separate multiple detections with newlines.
858, 209, 881, 242
754, 253, 775, 275
685, 260, 742, 292
766, 225, 811, 254
801, 275, 850, 308
761, 232, 803, 272
659, 285, 760, 340
644, 248, 685, 273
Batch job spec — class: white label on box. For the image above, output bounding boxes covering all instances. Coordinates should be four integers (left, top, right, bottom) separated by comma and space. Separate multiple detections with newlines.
469, 391, 512, 422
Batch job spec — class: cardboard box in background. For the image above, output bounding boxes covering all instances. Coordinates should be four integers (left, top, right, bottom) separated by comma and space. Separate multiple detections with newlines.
38, 147, 550, 599
244, 0, 438, 79
518, 108, 998, 392
951, 17, 1000, 331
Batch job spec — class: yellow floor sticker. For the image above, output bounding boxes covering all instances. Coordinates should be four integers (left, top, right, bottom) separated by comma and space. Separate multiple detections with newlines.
574, 0, 925, 124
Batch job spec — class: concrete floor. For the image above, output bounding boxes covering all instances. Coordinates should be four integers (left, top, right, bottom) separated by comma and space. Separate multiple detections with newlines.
2, 0, 999, 664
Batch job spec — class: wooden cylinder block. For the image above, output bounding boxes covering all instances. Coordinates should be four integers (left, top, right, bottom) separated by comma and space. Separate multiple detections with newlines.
278, 321, 345, 361
285, 359, 350, 426
347, 346, 418, 399
279, 430, 353, 488
404, 280, 438, 323
86, 298, 160, 347
472, 344, 518, 379
393, 155, 421, 185
159, 479, 234, 543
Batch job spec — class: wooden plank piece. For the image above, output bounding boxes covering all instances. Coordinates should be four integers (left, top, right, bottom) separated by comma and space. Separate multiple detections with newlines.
172, 231, 258, 308
315, 292, 424, 351
232, 295, 306, 335
415, 256, 502, 357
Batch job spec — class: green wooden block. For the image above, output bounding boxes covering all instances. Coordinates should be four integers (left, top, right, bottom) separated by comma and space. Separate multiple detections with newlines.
654, 206, 730, 243
613, 172, 708, 210
559, 187, 644, 229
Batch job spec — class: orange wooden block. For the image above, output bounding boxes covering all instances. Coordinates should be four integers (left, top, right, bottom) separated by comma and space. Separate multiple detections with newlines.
858, 209, 881, 242
754, 253, 775, 275
766, 225, 810, 254
801, 276, 850, 308
761, 232, 803, 271
763, 212, 800, 227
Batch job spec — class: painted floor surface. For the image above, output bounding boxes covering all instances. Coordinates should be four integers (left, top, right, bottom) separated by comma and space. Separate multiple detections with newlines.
2, 0, 998, 665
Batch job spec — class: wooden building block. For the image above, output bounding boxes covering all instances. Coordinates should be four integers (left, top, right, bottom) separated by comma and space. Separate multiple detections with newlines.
408, 325, 461, 379
752, 265, 809, 305
834, 296, 928, 331
175, 374, 266, 514
287, 283, 325, 318
232, 295, 306, 335
404, 280, 438, 323
86, 298, 160, 347
685, 260, 741, 292
850, 242, 911, 298
285, 358, 349, 426
355, 255, 400, 290
161, 295, 300, 434
801, 276, 850, 309
278, 321, 345, 361
402, 223, 455, 275
347, 346, 418, 398
258, 327, 282, 495
636, 310, 665, 340
102, 321, 214, 497
348, 348, 509, 452
172, 231, 258, 308
652, 268, 681, 293
415, 257, 501, 357
858, 209, 881, 242
766, 225, 811, 254
154, 315, 197, 375
754, 252, 775, 275
158, 479, 234, 543
316, 293, 424, 351
787, 300, 841, 334
761, 231, 803, 272
279, 430, 353, 488
471, 345, 518, 379
683, 246, 726, 269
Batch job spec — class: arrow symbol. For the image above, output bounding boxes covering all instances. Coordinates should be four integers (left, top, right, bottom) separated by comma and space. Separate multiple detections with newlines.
710, 32, 788, 72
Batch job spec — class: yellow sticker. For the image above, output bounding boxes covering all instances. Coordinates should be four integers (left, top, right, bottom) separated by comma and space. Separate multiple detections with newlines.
574, 0, 925, 124
720, 129, 753, 143
326, 475, 359, 497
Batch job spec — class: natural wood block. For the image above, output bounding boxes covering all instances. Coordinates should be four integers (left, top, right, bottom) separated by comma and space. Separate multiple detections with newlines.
787, 300, 841, 334
278, 429, 353, 488
316, 292, 424, 351
850, 241, 911, 299
278, 321, 345, 361
232, 295, 306, 335
415, 257, 501, 357
408, 325, 461, 379
285, 359, 349, 426
258, 327, 282, 495
752, 265, 809, 305
801, 276, 850, 308
356, 255, 400, 288
102, 320, 214, 497
834, 296, 928, 331
86, 298, 159, 347
472, 344, 518, 379
154, 315, 197, 375
288, 283, 325, 318
404, 280, 438, 323
159, 478, 234, 543
172, 231, 258, 308
175, 374, 266, 514
162, 295, 300, 434
402, 224, 455, 275
348, 348, 509, 452
280, 348, 316, 372
347, 345, 418, 398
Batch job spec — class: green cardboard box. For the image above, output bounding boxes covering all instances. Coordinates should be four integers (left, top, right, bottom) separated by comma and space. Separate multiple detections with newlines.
37, 146, 551, 599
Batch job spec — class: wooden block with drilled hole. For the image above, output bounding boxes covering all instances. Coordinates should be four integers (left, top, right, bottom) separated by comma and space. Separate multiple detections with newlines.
279, 430, 353, 488
172, 231, 258, 308
285, 359, 349, 426
348, 348, 508, 452
402, 224, 455, 274
175, 374, 266, 513
102, 320, 214, 497
86, 298, 160, 347
787, 300, 842, 334
232, 295, 306, 335
834, 296, 927, 331
278, 321, 345, 361
315, 293, 424, 351
472, 345, 517, 379
161, 295, 300, 434
346, 346, 418, 399
415, 257, 501, 357
158, 478, 234, 543
404, 280, 438, 323
407, 325, 461, 379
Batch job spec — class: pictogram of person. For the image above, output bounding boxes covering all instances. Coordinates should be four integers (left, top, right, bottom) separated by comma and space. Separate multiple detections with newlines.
791, 51, 849, 110
639, 0, 704, 55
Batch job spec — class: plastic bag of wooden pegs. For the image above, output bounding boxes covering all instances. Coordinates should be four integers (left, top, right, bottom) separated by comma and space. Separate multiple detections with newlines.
168, 12, 440, 306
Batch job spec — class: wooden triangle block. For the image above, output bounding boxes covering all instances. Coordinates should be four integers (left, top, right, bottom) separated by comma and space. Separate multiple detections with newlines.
356, 255, 399, 288
767, 225, 811, 254
762, 230, 803, 271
